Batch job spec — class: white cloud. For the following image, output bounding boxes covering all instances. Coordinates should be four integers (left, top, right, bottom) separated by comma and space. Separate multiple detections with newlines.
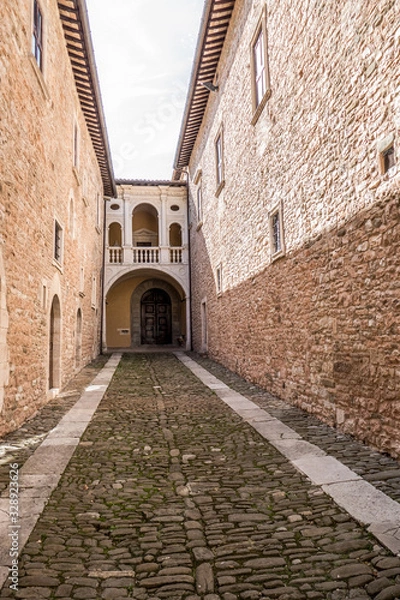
85, 0, 204, 179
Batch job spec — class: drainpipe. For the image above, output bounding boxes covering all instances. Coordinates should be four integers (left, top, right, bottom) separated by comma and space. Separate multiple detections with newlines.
100, 194, 108, 355
183, 168, 193, 352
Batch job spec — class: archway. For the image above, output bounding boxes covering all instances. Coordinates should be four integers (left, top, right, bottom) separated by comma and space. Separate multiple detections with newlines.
141, 288, 172, 345
49, 295, 61, 390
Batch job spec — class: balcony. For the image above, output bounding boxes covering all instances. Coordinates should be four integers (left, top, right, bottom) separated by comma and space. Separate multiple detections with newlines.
107, 246, 187, 266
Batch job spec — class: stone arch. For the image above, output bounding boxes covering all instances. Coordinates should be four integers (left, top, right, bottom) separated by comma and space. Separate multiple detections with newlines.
49, 295, 61, 390
0, 247, 9, 413
130, 278, 182, 346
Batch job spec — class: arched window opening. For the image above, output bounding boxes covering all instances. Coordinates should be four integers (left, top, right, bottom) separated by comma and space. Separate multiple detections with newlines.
169, 223, 182, 247
132, 204, 159, 247
108, 222, 122, 247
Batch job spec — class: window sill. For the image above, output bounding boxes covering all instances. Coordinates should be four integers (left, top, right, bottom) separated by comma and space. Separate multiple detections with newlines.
270, 248, 286, 263
215, 180, 225, 198
196, 220, 203, 231
28, 54, 50, 102
52, 259, 63, 273
73, 166, 81, 186
251, 89, 271, 126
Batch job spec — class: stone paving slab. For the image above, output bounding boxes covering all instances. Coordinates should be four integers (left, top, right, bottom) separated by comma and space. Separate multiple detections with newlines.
0, 353, 399, 600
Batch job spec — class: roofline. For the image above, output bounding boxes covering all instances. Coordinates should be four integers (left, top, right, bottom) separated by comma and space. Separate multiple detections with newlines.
116, 179, 187, 188
58, 0, 117, 198
172, 0, 236, 180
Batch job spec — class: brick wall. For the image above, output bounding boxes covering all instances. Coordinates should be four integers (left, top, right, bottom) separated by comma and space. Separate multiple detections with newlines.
188, 0, 400, 457
0, 0, 105, 434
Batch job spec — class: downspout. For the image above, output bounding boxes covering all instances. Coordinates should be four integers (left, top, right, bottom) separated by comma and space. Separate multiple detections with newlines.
183, 168, 193, 351
100, 195, 108, 354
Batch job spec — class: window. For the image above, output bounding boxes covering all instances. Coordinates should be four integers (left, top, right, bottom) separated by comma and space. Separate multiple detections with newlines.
216, 264, 222, 295
269, 203, 285, 260
54, 220, 63, 264
32, 0, 43, 71
251, 6, 270, 123
381, 144, 395, 174
215, 128, 225, 195
79, 266, 85, 296
91, 276, 97, 309
73, 121, 79, 170
96, 194, 102, 230
197, 181, 203, 223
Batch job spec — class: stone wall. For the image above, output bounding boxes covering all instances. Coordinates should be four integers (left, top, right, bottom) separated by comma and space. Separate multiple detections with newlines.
188, 0, 400, 457
0, 0, 105, 434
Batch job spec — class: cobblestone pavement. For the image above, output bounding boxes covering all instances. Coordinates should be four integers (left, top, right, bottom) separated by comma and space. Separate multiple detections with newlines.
0, 356, 109, 496
190, 354, 400, 505
1, 353, 400, 600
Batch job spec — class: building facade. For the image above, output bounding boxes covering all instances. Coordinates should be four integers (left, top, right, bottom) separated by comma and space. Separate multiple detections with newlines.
104, 181, 190, 351
0, 0, 115, 435
174, 0, 400, 458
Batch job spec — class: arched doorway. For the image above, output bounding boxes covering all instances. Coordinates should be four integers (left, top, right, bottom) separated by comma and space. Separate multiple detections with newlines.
49, 295, 61, 390
141, 288, 172, 345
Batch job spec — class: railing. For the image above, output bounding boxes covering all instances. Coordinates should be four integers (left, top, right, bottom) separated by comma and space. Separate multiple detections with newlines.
170, 248, 182, 263
133, 248, 159, 264
107, 246, 186, 265
109, 247, 122, 264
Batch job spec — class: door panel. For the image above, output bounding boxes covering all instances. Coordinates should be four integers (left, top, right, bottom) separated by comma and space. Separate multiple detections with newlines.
141, 289, 172, 344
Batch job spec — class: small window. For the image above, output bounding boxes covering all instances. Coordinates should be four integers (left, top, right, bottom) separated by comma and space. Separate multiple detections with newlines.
73, 122, 79, 170
251, 6, 271, 123
170, 205, 180, 212
197, 180, 203, 223
54, 220, 63, 264
79, 266, 85, 296
269, 203, 285, 260
216, 264, 222, 295
381, 144, 395, 174
32, 0, 43, 71
96, 193, 102, 230
215, 128, 225, 195
91, 276, 97, 309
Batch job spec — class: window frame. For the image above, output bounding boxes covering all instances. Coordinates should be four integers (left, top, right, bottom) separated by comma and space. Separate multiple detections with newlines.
214, 126, 225, 196
32, 0, 44, 71
216, 263, 223, 296
250, 5, 271, 125
268, 202, 285, 261
194, 169, 203, 227
53, 219, 64, 266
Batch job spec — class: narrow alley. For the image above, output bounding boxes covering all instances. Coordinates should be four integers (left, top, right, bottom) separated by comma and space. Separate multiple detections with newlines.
0, 353, 400, 600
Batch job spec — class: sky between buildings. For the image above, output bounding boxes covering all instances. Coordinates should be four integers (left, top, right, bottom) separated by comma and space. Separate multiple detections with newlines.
85, 0, 205, 181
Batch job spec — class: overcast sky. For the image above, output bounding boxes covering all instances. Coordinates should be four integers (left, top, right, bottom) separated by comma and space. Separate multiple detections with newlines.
85, 0, 204, 181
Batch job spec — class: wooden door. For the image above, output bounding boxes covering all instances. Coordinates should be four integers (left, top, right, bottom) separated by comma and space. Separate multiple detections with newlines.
141, 289, 172, 345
